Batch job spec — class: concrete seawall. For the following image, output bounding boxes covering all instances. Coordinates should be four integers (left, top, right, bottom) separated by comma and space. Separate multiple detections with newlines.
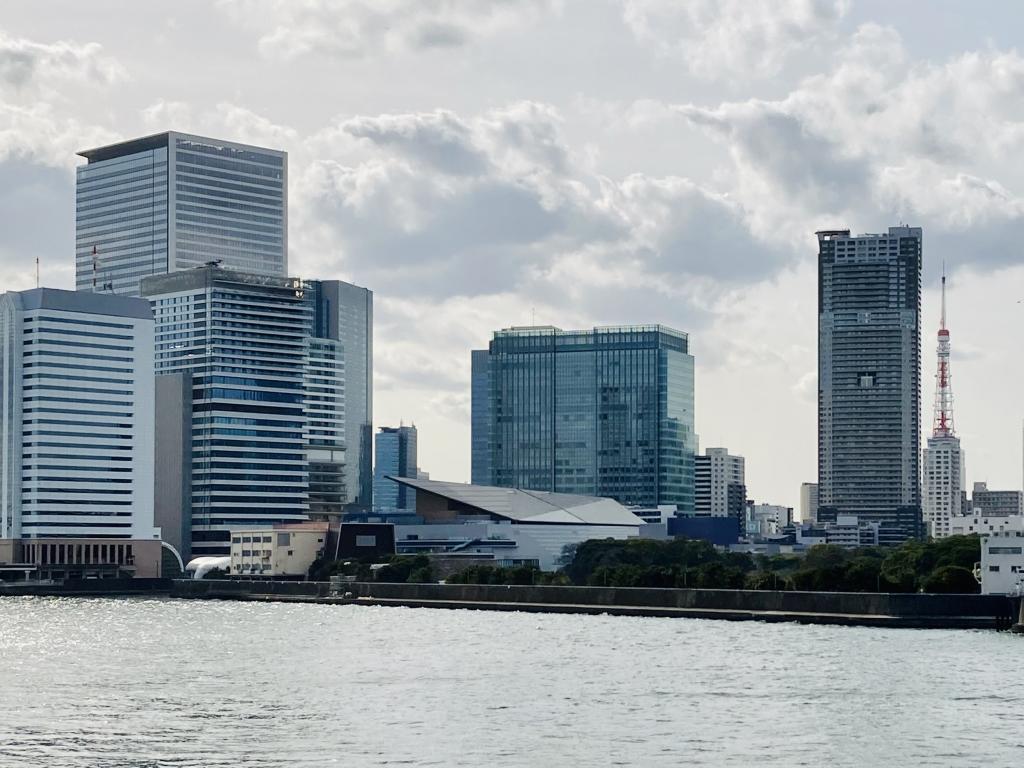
172, 580, 1019, 630
0, 578, 172, 597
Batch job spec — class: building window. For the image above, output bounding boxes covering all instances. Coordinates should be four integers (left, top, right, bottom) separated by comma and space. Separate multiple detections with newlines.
989, 565, 1000, 572
355, 535, 376, 547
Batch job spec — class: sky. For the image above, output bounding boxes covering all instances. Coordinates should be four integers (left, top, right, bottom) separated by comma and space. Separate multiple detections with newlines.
2, 0, 1023, 509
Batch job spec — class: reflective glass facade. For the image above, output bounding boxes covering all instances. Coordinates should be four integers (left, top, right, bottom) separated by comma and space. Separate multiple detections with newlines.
141, 267, 311, 556
76, 132, 287, 296
817, 226, 923, 540
470, 349, 491, 485
308, 280, 373, 508
474, 326, 695, 509
373, 426, 417, 511
306, 337, 346, 516
76, 145, 169, 295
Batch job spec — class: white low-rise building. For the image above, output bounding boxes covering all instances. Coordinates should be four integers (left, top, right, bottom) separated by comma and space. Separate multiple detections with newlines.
951, 513, 1024, 537
228, 522, 328, 577
979, 532, 1024, 595
389, 477, 645, 571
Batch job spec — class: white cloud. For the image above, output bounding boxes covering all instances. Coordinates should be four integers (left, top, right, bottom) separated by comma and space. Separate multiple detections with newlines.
678, 24, 1024, 268
0, 28, 125, 95
3, 5, 1024, 505
620, 0, 848, 79
216, 0, 558, 60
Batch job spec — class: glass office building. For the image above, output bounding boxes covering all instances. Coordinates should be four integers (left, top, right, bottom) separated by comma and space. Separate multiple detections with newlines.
76, 132, 287, 296
306, 337, 346, 517
307, 280, 374, 509
141, 265, 311, 556
372, 425, 418, 511
817, 226, 923, 540
470, 349, 491, 485
472, 325, 695, 510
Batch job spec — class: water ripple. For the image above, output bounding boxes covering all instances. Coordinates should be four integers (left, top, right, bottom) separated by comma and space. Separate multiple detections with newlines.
0, 596, 1022, 767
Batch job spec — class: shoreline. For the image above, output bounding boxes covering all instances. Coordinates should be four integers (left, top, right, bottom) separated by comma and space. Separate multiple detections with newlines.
2, 578, 1019, 630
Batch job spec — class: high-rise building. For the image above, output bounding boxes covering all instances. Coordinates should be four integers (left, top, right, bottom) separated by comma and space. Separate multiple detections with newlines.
373, 425, 418, 511
694, 448, 745, 514
306, 337, 346, 517
0, 289, 157, 541
922, 272, 964, 538
308, 280, 373, 509
817, 226, 923, 541
472, 325, 696, 509
799, 482, 819, 524
470, 349, 491, 486
694, 448, 746, 532
76, 132, 287, 296
142, 266, 311, 556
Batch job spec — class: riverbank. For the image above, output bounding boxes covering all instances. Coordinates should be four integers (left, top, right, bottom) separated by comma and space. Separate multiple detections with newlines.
3, 578, 1017, 629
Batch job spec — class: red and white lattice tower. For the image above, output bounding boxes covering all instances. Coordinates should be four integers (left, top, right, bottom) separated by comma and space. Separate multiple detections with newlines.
932, 269, 955, 438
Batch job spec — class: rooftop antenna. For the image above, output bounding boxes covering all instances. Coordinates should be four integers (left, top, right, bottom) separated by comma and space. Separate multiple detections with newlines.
35, 256, 39, 289
940, 260, 947, 331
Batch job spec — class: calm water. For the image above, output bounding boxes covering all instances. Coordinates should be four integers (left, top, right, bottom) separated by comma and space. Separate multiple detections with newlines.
1, 597, 1022, 767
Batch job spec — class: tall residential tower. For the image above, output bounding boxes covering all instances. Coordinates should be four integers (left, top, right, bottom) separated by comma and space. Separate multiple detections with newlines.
76, 132, 287, 296
694, 448, 746, 532
817, 226, 923, 540
142, 266, 311, 556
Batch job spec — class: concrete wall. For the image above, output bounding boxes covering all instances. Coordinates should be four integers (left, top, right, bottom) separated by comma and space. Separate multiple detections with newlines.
155, 372, 192, 560
170, 580, 1015, 624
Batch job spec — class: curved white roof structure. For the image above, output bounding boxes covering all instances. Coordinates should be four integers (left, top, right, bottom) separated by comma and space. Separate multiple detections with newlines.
388, 477, 645, 526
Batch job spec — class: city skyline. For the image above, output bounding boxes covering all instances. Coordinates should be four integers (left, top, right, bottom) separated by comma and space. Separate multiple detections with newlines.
2, 3, 1024, 508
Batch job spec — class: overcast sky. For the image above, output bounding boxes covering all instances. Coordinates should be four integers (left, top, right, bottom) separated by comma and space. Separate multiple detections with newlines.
3, 0, 1023, 508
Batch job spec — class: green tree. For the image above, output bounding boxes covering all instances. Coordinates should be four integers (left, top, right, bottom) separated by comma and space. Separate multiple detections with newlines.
921, 565, 979, 594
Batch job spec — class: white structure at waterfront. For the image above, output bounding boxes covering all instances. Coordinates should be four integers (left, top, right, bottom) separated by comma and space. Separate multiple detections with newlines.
389, 477, 645, 571
979, 532, 1024, 595
0, 289, 157, 539
229, 522, 328, 577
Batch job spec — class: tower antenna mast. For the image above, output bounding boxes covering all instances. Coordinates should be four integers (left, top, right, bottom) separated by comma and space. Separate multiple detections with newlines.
932, 265, 955, 437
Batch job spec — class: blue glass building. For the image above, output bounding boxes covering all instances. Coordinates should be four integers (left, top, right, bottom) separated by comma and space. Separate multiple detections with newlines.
141, 265, 311, 556
472, 325, 695, 510
373, 426, 418, 511
470, 349, 491, 486
76, 132, 287, 296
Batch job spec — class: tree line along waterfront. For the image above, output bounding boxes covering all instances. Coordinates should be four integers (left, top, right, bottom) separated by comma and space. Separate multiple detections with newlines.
308, 535, 983, 594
